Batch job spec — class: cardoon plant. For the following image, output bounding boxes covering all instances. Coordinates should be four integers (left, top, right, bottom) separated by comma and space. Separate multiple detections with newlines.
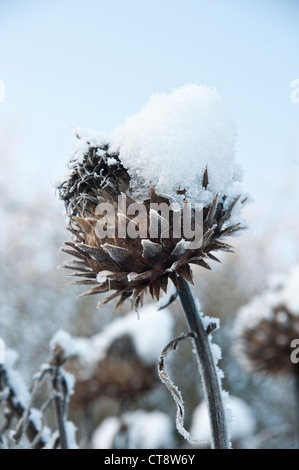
58, 84, 248, 449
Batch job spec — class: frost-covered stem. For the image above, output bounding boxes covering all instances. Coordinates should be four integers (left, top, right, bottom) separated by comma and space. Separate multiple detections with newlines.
0, 365, 45, 448
14, 367, 51, 444
52, 368, 68, 449
177, 276, 229, 449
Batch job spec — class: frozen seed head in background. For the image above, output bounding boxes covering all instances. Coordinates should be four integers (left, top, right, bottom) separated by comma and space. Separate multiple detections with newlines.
58, 84, 249, 310
50, 306, 174, 406
234, 266, 299, 376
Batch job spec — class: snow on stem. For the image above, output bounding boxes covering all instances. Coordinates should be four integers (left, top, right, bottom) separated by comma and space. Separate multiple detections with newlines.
177, 276, 230, 449
0, 364, 47, 448
158, 332, 202, 444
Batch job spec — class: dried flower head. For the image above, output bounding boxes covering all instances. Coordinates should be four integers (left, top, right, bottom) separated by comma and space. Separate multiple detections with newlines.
68, 333, 158, 407
58, 85, 247, 309
53, 306, 174, 406
234, 267, 299, 376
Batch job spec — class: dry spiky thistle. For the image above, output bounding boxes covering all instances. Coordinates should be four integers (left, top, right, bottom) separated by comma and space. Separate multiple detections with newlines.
67, 334, 158, 408
58, 141, 245, 310
58, 85, 249, 449
234, 269, 299, 448
236, 306, 299, 375
234, 269, 299, 376
51, 306, 174, 408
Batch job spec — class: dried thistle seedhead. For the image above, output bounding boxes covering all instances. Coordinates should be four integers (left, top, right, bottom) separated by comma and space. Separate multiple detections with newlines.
234, 270, 299, 377
58, 140, 245, 310
236, 303, 299, 376
236, 306, 299, 376
58, 143, 130, 220
67, 334, 158, 408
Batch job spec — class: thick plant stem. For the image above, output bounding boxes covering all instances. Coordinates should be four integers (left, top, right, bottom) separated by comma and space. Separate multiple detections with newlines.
177, 276, 229, 449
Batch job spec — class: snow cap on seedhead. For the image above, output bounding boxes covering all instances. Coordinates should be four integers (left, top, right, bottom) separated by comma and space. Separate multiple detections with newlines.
58, 84, 248, 310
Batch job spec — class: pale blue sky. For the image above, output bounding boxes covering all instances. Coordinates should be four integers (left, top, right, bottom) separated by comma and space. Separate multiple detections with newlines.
0, 0, 298, 203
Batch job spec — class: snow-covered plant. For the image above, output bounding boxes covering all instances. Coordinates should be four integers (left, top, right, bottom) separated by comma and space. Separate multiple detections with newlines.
234, 267, 299, 446
0, 336, 77, 449
55, 306, 174, 408
234, 266, 299, 376
58, 84, 247, 309
58, 84, 248, 449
